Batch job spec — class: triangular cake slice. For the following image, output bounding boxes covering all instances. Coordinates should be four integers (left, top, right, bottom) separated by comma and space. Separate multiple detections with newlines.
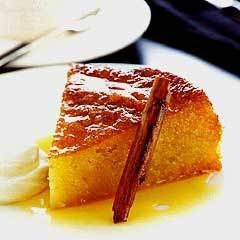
49, 64, 222, 208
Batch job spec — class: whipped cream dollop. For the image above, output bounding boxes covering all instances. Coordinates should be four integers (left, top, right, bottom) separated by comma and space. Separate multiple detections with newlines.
0, 144, 48, 204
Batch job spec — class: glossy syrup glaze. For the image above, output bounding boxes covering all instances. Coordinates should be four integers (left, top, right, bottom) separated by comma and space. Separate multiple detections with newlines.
50, 64, 208, 156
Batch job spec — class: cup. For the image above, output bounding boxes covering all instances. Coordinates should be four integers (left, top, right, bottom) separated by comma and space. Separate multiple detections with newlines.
0, 0, 100, 42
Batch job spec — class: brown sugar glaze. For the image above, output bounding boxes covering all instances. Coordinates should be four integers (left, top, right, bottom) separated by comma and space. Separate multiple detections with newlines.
50, 64, 208, 156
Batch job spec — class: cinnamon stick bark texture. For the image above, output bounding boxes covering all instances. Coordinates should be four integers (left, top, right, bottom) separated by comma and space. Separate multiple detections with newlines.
112, 76, 171, 223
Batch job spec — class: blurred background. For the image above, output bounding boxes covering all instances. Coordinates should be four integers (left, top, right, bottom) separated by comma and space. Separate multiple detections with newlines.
0, 0, 239, 77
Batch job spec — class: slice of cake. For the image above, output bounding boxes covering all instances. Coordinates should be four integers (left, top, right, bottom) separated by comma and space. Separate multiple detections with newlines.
49, 64, 222, 208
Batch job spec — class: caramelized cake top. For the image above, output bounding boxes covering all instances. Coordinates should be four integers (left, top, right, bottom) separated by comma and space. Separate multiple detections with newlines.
50, 64, 208, 156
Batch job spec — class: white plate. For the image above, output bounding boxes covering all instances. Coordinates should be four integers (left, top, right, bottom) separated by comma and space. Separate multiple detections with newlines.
5, 0, 150, 67
0, 62, 239, 240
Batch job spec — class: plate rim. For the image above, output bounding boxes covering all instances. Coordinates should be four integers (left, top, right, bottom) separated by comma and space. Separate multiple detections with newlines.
9, 0, 151, 68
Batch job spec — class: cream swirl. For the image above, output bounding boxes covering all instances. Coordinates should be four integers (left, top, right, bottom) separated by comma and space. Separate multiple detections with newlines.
0, 144, 48, 204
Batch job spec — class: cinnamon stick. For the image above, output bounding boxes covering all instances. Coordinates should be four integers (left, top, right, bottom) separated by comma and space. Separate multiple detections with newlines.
112, 76, 171, 223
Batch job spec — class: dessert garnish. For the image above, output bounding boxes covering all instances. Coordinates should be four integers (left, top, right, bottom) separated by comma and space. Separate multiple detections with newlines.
113, 76, 171, 223
0, 144, 48, 204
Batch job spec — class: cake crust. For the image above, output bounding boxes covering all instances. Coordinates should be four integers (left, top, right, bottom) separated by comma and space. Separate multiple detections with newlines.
50, 64, 210, 157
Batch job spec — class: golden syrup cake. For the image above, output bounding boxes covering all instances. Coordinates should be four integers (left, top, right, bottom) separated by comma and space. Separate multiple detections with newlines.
49, 64, 222, 208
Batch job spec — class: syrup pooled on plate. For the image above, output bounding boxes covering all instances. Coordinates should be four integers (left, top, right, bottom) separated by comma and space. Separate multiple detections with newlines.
13, 136, 222, 227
